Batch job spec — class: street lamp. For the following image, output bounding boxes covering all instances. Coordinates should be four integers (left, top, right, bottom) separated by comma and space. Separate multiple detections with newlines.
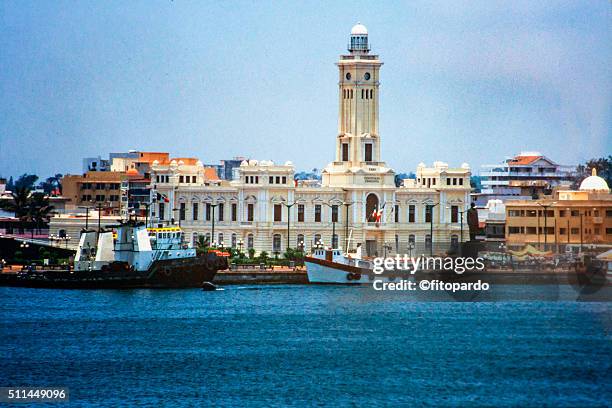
323, 202, 340, 249
209, 202, 219, 246
95, 202, 105, 232
537, 201, 556, 250
499, 242, 506, 264
446, 205, 469, 244
237, 238, 244, 254
428, 202, 440, 256
281, 201, 296, 251
342, 201, 353, 251
172, 208, 182, 227
566, 207, 570, 246
579, 210, 584, 253
78, 204, 93, 230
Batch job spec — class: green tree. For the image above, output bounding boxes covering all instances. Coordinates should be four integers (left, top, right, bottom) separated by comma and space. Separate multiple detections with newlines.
195, 235, 210, 255
574, 156, 612, 188
13, 174, 39, 190
0, 187, 31, 218
37, 174, 63, 195
27, 192, 54, 233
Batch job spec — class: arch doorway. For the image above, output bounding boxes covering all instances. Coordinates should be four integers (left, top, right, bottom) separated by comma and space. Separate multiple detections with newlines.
365, 193, 379, 222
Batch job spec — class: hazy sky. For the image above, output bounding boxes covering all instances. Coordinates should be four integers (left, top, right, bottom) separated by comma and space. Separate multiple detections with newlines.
1, 0, 610, 179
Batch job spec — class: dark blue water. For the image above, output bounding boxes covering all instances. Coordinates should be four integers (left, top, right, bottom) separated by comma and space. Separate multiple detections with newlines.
1, 285, 611, 407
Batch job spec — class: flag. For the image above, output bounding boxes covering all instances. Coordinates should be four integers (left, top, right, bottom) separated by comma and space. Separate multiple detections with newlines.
156, 193, 170, 203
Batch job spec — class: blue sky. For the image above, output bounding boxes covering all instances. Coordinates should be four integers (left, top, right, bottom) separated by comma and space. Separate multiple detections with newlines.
0, 0, 610, 179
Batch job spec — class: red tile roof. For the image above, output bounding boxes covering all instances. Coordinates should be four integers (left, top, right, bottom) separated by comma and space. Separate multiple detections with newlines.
203, 168, 219, 181
510, 155, 541, 165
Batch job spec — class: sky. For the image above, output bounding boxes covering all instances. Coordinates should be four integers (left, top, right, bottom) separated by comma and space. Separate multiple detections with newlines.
0, 0, 610, 180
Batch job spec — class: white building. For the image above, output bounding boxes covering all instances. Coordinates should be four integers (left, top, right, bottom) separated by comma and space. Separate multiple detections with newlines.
149, 24, 471, 256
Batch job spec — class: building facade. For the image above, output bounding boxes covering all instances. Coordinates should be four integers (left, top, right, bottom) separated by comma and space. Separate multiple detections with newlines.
475, 152, 575, 206
505, 169, 612, 251
149, 24, 471, 256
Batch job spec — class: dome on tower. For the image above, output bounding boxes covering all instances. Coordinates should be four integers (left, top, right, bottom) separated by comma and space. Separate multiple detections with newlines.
351, 22, 368, 35
579, 168, 609, 192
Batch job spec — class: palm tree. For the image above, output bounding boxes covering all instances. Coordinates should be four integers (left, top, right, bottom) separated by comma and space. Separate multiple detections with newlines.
0, 187, 31, 219
196, 234, 210, 255
0, 188, 54, 235
27, 192, 54, 234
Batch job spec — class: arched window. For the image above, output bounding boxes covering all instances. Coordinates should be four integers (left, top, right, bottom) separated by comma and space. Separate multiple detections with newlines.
370, 89, 373, 99
332, 234, 339, 249
247, 233, 254, 249
297, 234, 305, 250
451, 234, 459, 250
273, 234, 281, 253
425, 234, 432, 250
218, 233, 224, 247
231, 233, 237, 248
314, 234, 322, 247
361, 89, 364, 99
365, 193, 379, 222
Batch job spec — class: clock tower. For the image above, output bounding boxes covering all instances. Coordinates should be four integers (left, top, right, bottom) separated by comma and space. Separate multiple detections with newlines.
322, 23, 395, 189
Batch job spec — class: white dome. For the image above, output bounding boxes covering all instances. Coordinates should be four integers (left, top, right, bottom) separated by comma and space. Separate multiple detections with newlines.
240, 160, 248, 167
196, 160, 203, 167
178, 160, 185, 165
579, 169, 609, 192
351, 22, 368, 35
461, 163, 470, 169
152, 160, 159, 165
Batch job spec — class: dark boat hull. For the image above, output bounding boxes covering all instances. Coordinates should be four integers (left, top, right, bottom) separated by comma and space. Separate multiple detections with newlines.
0, 254, 228, 289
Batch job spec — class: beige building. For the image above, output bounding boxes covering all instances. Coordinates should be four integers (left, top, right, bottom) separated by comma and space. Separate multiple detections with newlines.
149, 24, 471, 256
505, 169, 612, 251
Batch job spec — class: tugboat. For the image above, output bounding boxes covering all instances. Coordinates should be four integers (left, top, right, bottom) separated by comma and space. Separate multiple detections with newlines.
0, 221, 228, 289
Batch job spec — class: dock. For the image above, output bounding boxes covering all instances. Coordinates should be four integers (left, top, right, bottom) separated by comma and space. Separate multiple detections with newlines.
213, 265, 308, 284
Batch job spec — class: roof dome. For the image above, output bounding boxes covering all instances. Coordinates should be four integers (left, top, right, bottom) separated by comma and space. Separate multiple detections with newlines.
579, 168, 609, 192
351, 22, 367, 35
126, 168, 139, 176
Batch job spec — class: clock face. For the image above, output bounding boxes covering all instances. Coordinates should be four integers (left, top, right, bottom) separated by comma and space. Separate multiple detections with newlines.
364, 72, 371, 80
346, 72, 351, 80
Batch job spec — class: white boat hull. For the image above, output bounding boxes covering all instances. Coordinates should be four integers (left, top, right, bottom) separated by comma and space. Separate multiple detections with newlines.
305, 258, 408, 285
305, 260, 371, 284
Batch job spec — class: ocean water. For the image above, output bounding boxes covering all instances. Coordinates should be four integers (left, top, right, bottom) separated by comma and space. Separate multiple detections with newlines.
0, 285, 610, 407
